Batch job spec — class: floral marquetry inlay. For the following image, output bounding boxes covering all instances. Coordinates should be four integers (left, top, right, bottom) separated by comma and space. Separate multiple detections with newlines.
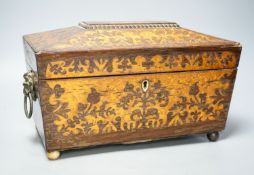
23, 22, 242, 153
44, 51, 238, 79
24, 26, 238, 53
40, 69, 236, 146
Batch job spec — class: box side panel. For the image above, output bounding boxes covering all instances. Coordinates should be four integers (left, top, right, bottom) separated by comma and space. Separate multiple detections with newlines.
38, 69, 236, 151
23, 39, 37, 71
37, 47, 241, 80
33, 98, 46, 146
23, 39, 46, 147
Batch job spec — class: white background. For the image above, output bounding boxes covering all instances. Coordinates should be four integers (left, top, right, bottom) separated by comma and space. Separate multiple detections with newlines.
0, 0, 254, 174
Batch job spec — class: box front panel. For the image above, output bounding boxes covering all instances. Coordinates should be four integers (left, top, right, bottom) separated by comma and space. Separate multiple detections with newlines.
39, 69, 236, 151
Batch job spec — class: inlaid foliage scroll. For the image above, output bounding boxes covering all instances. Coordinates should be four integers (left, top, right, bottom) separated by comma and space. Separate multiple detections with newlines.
25, 26, 238, 54
43, 51, 239, 79
40, 69, 236, 149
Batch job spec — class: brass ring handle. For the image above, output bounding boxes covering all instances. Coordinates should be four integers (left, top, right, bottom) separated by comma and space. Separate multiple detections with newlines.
24, 93, 33, 119
23, 71, 37, 119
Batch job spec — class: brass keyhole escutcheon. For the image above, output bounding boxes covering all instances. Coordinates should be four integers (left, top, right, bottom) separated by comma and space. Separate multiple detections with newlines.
142, 80, 149, 92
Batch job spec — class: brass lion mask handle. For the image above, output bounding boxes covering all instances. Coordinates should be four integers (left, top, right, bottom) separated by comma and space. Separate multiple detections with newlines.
23, 71, 37, 119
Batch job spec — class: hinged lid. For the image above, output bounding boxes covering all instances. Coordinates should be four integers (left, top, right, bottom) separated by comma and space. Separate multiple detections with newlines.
23, 21, 241, 80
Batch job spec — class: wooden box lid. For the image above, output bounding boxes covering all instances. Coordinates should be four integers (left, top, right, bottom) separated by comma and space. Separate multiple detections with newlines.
23, 21, 241, 79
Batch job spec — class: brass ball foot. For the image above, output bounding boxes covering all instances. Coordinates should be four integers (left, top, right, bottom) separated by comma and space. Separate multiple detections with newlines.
207, 132, 219, 142
47, 151, 61, 160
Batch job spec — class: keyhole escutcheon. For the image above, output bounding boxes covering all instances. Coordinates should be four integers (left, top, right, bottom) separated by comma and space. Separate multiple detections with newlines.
142, 79, 149, 92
